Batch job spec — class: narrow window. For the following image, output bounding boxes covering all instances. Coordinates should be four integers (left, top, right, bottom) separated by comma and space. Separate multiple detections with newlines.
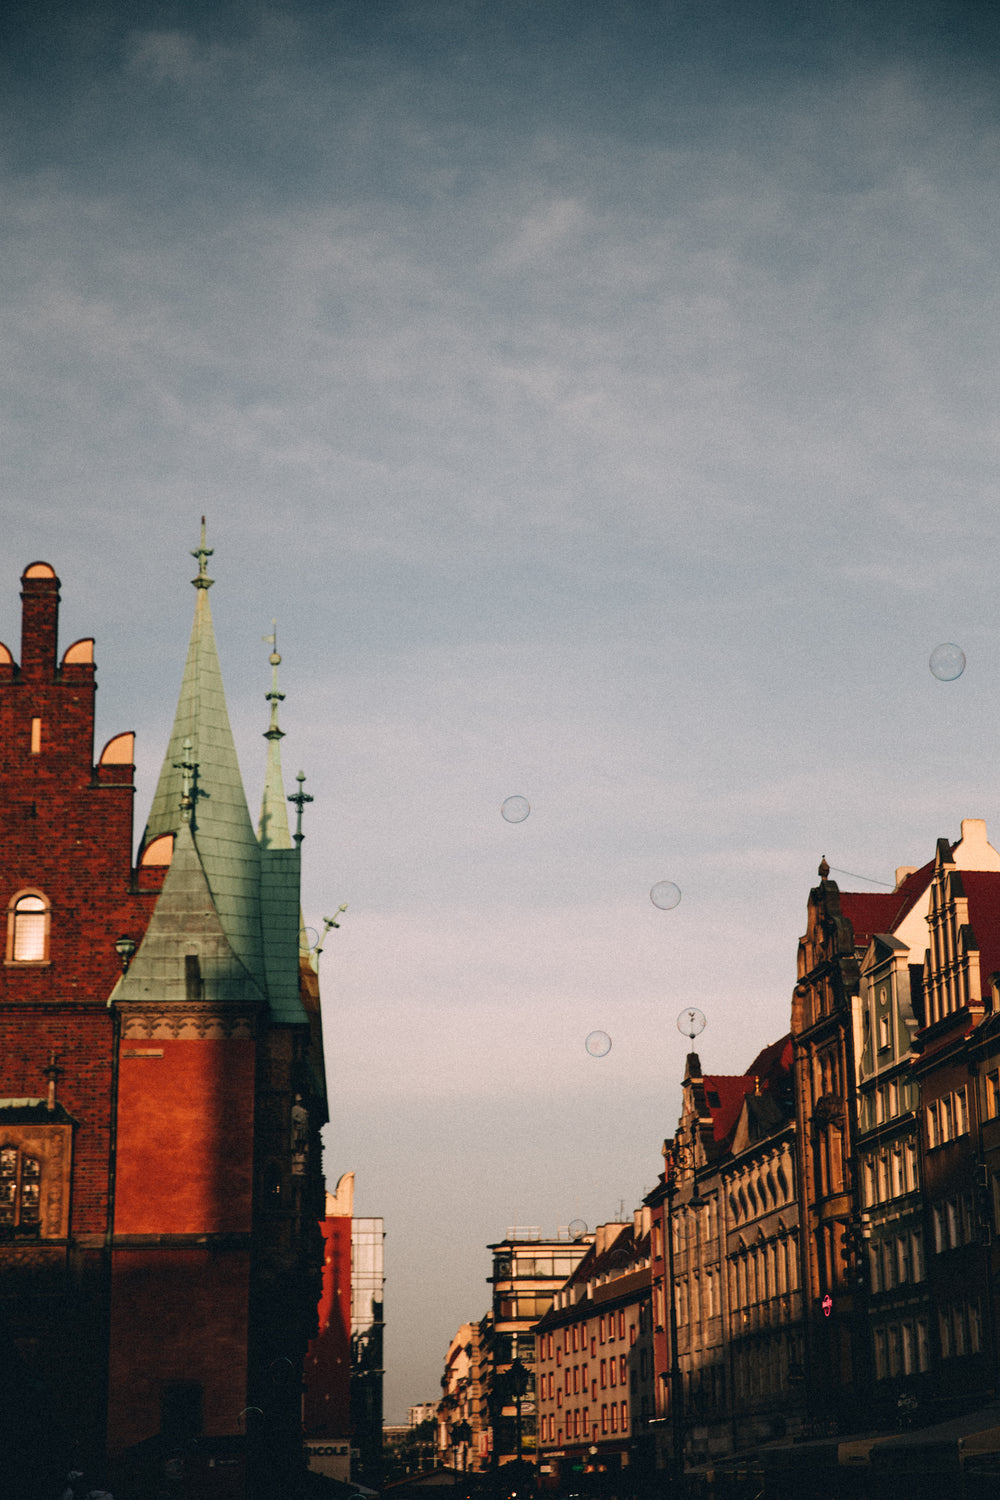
30, 717, 41, 754
7, 892, 50, 964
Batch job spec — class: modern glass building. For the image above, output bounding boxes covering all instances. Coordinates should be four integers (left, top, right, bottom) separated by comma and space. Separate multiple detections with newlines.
351, 1217, 385, 1485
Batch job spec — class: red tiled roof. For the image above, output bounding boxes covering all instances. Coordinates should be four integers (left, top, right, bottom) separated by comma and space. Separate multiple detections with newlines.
745, 1034, 793, 1084
956, 871, 1000, 990
701, 1074, 754, 1144
839, 855, 937, 948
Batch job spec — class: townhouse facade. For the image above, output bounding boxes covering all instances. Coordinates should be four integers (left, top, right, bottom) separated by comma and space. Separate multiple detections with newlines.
439, 820, 1000, 1489
534, 1216, 655, 1491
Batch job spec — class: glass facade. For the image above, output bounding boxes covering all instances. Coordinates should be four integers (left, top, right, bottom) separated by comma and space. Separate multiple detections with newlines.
351, 1217, 385, 1486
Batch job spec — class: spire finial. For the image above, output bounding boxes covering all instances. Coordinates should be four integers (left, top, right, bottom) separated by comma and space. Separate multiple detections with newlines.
818, 855, 830, 880
191, 516, 214, 590
289, 770, 313, 845
263, 619, 285, 742
174, 735, 200, 825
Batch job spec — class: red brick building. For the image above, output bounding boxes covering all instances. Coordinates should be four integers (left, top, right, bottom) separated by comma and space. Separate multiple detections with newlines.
303, 1172, 355, 1480
0, 542, 328, 1497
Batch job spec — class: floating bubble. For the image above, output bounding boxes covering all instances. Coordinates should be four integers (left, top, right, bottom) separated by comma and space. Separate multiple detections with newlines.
929, 643, 966, 681
677, 1007, 706, 1040
650, 880, 681, 910
568, 1218, 588, 1238
585, 1030, 612, 1057
501, 795, 531, 823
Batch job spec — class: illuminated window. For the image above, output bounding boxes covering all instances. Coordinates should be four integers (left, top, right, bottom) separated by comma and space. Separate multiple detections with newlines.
6, 891, 50, 964
0, 1146, 41, 1231
986, 1070, 1000, 1121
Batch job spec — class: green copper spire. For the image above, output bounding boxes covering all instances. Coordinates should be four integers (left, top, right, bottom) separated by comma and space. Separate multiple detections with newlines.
112, 820, 266, 1009
141, 523, 264, 987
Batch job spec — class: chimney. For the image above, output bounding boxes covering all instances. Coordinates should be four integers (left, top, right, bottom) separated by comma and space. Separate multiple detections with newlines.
20, 563, 60, 679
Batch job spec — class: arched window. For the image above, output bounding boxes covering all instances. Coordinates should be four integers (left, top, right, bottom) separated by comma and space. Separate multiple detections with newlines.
6, 891, 50, 964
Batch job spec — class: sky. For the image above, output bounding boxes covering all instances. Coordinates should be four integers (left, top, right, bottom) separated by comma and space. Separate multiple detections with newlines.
2, 0, 1000, 1423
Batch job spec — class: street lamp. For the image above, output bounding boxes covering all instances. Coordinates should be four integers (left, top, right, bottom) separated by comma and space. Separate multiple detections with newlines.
663, 1121, 703, 1489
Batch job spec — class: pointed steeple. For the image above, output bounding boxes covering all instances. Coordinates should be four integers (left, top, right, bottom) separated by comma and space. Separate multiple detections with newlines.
141, 522, 264, 986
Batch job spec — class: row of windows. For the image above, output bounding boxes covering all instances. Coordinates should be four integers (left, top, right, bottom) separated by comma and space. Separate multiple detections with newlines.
926, 1089, 969, 1148
727, 1234, 799, 1310
731, 1333, 802, 1403
931, 1192, 982, 1252
873, 1319, 930, 1379
727, 1153, 793, 1226
542, 1353, 632, 1403
869, 1228, 925, 1292
861, 1141, 919, 1207
939, 1300, 982, 1359
862, 1076, 917, 1130
671, 1197, 720, 1252
539, 1309, 636, 1363
539, 1401, 630, 1443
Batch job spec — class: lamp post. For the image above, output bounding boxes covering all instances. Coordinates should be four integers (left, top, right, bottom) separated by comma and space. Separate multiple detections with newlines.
663, 1121, 703, 1490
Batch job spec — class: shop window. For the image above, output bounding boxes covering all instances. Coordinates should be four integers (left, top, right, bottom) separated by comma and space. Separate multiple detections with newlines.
6, 891, 50, 964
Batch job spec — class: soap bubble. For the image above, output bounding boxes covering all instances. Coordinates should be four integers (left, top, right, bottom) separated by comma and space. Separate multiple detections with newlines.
501, 795, 531, 823
568, 1218, 588, 1238
585, 1030, 612, 1057
929, 644, 966, 681
677, 1007, 706, 1039
650, 880, 682, 910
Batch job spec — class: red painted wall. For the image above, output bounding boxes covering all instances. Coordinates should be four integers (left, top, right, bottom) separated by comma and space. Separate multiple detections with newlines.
303, 1211, 353, 1436
115, 1037, 257, 1235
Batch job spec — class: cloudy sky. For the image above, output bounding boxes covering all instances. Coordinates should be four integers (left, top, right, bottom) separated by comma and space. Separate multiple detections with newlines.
3, 0, 999, 1421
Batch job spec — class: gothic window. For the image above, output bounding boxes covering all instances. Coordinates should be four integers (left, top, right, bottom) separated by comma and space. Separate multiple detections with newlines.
6, 891, 50, 964
0, 1145, 41, 1230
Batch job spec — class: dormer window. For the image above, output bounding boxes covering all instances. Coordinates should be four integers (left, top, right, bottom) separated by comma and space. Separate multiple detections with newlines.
6, 891, 50, 964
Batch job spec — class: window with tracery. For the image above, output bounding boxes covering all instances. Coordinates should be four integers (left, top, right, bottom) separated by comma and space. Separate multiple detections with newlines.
0, 1145, 41, 1231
